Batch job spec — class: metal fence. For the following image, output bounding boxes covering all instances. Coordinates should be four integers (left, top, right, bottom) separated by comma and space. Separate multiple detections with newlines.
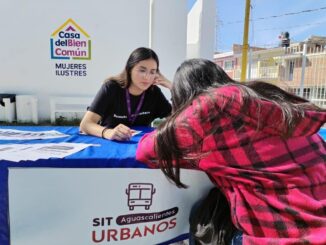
232, 44, 326, 108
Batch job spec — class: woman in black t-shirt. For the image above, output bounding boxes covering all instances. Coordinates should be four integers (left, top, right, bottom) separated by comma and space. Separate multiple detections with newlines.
80, 47, 172, 141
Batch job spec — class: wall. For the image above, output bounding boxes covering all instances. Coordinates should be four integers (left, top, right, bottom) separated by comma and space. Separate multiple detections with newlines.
0, 0, 188, 121
151, 0, 187, 95
187, 0, 216, 59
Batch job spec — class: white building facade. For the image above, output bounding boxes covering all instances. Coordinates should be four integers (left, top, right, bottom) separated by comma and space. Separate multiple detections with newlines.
0, 0, 216, 122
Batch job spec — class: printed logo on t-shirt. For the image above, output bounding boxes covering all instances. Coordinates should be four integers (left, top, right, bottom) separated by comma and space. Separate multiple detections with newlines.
138, 111, 150, 116
113, 114, 127, 119
113, 111, 150, 119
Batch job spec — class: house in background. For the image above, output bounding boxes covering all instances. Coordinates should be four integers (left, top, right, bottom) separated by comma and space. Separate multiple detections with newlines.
214, 51, 236, 78
213, 36, 326, 108
214, 44, 266, 79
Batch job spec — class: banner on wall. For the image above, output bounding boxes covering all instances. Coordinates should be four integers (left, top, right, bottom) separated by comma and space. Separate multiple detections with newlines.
50, 18, 91, 77
9, 168, 214, 245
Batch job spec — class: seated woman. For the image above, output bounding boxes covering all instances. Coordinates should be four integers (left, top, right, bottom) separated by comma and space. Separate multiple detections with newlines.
136, 58, 326, 244
80, 47, 172, 141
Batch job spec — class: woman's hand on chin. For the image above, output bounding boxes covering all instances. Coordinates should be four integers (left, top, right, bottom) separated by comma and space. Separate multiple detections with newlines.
153, 72, 172, 90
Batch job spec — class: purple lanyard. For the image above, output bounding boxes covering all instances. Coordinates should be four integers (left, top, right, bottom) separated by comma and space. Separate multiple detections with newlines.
125, 88, 145, 125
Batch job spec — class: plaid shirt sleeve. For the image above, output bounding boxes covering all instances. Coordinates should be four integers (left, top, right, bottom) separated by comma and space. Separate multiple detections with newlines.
136, 131, 158, 168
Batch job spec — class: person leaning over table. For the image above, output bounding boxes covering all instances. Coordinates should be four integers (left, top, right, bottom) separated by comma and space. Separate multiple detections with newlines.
136, 58, 326, 244
80, 47, 172, 141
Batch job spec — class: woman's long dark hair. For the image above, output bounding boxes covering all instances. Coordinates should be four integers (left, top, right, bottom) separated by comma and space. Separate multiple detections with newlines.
171, 59, 235, 109
155, 58, 324, 188
106, 47, 159, 88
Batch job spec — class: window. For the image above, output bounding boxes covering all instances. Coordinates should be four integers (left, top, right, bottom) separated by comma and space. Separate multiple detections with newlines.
224, 60, 234, 70
288, 60, 295, 81
303, 88, 311, 99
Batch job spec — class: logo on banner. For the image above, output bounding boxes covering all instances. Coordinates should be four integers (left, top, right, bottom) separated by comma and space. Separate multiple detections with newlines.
50, 18, 90, 76
125, 183, 155, 211
50, 18, 91, 60
91, 182, 178, 243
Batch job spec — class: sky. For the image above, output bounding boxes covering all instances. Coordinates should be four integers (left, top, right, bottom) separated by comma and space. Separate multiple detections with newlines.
188, 0, 326, 52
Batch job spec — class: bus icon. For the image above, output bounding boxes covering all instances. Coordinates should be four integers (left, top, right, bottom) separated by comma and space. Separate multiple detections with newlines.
125, 183, 156, 210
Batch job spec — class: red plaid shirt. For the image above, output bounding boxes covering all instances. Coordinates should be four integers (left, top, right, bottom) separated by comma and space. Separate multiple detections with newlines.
136, 86, 326, 245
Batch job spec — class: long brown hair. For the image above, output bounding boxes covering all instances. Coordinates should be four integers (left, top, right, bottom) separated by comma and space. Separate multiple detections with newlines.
155, 58, 324, 188
105, 47, 160, 88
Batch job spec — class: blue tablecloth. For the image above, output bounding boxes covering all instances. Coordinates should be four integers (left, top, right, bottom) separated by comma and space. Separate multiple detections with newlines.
1, 126, 325, 245
0, 126, 190, 245
319, 127, 326, 139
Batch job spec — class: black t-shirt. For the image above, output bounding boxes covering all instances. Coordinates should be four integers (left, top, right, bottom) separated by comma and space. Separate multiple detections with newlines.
88, 81, 172, 128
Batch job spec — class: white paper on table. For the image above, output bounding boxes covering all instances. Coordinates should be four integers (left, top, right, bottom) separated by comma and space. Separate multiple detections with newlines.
131, 130, 141, 136
0, 129, 69, 140
0, 145, 35, 162
0, 143, 93, 162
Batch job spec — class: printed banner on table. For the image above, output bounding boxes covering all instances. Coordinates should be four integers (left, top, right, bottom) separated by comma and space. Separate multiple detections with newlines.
8, 168, 214, 245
